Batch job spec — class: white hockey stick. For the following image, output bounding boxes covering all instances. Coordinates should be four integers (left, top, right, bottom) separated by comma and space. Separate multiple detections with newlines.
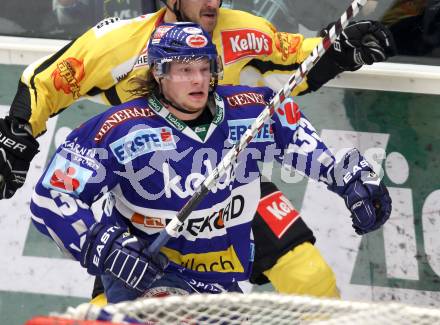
148, 0, 369, 255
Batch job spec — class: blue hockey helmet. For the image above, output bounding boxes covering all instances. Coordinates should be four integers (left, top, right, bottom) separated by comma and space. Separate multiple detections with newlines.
147, 22, 223, 81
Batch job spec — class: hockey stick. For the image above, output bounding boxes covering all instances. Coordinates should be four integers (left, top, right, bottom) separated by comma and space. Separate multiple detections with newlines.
148, 0, 368, 255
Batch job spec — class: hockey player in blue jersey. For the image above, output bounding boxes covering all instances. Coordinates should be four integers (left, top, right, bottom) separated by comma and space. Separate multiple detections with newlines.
30, 22, 392, 303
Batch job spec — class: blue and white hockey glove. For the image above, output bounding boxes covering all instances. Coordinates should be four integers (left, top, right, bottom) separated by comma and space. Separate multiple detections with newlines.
80, 223, 169, 292
327, 149, 392, 235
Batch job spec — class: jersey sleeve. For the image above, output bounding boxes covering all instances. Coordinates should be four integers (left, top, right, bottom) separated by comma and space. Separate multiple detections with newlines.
270, 97, 335, 182
29, 115, 120, 261
9, 14, 160, 137
232, 12, 321, 95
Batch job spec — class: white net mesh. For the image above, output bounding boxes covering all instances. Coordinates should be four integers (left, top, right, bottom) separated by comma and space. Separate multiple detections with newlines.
59, 293, 440, 325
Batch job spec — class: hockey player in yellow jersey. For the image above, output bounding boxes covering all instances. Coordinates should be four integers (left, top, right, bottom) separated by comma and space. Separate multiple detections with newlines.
0, 0, 396, 301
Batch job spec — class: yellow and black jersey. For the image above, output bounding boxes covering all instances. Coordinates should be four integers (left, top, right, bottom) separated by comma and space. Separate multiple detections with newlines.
10, 8, 321, 137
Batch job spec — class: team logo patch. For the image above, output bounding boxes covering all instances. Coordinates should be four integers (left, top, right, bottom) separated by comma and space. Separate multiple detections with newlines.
276, 98, 301, 130
42, 154, 93, 196
228, 118, 273, 143
110, 127, 176, 164
51, 57, 85, 99
152, 25, 174, 44
257, 191, 300, 238
94, 107, 155, 142
275, 32, 301, 61
221, 29, 272, 64
186, 34, 208, 48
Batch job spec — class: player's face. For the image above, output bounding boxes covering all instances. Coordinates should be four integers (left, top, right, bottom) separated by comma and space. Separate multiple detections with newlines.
179, 0, 221, 34
161, 59, 211, 117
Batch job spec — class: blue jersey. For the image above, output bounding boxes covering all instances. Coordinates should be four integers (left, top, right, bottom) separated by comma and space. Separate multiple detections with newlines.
30, 85, 334, 285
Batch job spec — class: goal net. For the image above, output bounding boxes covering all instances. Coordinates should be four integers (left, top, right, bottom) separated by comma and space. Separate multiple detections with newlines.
25, 292, 440, 325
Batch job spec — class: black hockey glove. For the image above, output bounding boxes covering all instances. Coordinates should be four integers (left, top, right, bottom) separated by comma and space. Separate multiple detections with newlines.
80, 223, 169, 293
0, 116, 39, 199
423, 0, 440, 46
306, 20, 396, 93
327, 149, 392, 235
320, 20, 396, 71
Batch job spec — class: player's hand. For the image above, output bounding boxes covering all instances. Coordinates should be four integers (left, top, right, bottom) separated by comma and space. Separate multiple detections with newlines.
423, 0, 440, 46
327, 149, 392, 235
0, 116, 39, 199
320, 20, 396, 71
80, 223, 169, 292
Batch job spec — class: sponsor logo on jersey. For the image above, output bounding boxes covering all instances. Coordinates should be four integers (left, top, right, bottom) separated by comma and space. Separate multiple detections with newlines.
42, 154, 93, 196
51, 57, 85, 99
257, 191, 300, 238
93, 17, 131, 37
228, 118, 273, 143
133, 46, 149, 70
162, 245, 244, 273
183, 27, 203, 35
62, 138, 101, 170
186, 34, 208, 48
166, 113, 186, 131
221, 29, 272, 64
110, 127, 176, 163
147, 96, 163, 113
226, 92, 266, 107
152, 25, 174, 44
163, 159, 235, 199
130, 194, 248, 239
95, 17, 120, 29
131, 213, 165, 229
172, 195, 244, 237
212, 93, 225, 125
94, 107, 155, 142
275, 32, 301, 61
276, 98, 301, 130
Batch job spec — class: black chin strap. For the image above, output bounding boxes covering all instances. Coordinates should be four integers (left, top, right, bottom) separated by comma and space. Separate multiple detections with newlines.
160, 0, 183, 21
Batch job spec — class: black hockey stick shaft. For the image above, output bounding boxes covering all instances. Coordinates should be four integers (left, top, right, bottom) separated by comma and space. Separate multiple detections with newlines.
148, 0, 369, 255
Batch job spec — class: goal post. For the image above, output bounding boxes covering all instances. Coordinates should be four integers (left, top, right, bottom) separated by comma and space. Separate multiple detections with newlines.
24, 292, 440, 325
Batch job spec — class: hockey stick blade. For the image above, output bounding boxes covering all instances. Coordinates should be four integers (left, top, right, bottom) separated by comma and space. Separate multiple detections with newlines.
148, 0, 368, 255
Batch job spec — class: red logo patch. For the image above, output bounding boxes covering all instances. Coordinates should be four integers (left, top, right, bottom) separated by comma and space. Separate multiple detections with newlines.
186, 34, 208, 48
221, 29, 272, 64
160, 128, 172, 142
257, 191, 300, 238
277, 99, 301, 126
50, 167, 80, 191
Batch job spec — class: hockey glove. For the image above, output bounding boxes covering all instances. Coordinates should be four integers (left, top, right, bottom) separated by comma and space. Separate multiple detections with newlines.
423, 0, 440, 46
80, 223, 169, 293
306, 20, 396, 93
0, 116, 39, 199
327, 149, 392, 235
319, 20, 396, 71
